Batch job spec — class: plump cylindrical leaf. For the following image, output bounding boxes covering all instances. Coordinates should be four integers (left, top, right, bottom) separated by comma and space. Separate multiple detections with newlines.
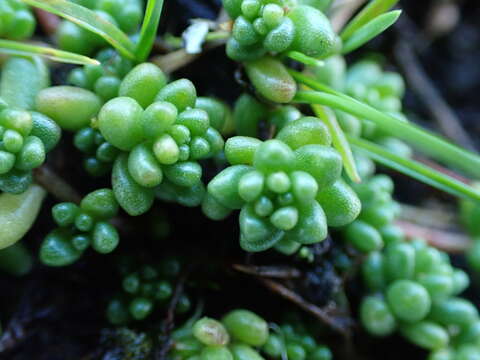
193, 317, 230, 346
80, 188, 119, 219
222, 309, 269, 346
276, 116, 332, 149
119, 63, 167, 108
245, 57, 297, 104
112, 154, 155, 216
386, 280, 431, 323
317, 179, 361, 227
360, 296, 396, 336
98, 97, 144, 150
36, 86, 101, 131
287, 5, 336, 57
400, 321, 449, 350
0, 184, 46, 249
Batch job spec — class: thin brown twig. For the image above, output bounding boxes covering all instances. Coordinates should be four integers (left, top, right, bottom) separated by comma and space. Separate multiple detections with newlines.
233, 264, 302, 279
414, 155, 472, 184
330, 0, 366, 33
34, 9, 60, 36
156, 266, 192, 360
399, 203, 457, 229
394, 40, 477, 152
396, 219, 471, 253
33, 165, 82, 204
258, 278, 352, 337
151, 40, 226, 74
424, 0, 460, 39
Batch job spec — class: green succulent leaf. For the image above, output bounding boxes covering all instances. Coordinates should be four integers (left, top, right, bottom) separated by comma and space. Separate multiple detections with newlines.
342, 10, 402, 54
22, 0, 136, 59
340, 0, 400, 40
348, 136, 480, 202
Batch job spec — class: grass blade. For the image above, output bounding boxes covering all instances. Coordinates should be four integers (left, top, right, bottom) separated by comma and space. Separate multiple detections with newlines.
292, 87, 480, 179
348, 136, 480, 202
340, 0, 399, 40
312, 104, 361, 183
286, 51, 324, 67
22, 0, 135, 59
0, 39, 99, 65
342, 10, 401, 54
136, 0, 165, 62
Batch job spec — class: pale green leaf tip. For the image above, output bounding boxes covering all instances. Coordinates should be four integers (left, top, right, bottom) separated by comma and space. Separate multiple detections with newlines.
349, 170, 362, 183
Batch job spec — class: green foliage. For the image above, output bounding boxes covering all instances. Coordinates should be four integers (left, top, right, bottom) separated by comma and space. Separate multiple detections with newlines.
1, 56, 50, 111
67, 48, 134, 100
312, 58, 411, 156
342, 174, 400, 253
225, 0, 336, 62
205, 117, 361, 252
23, 0, 141, 57
2, 3, 480, 360
0, 185, 46, 249
136, 0, 165, 62
170, 309, 268, 359
357, 176, 475, 357
40, 188, 120, 266
74, 127, 119, 177
107, 258, 192, 324
170, 310, 332, 360
263, 319, 333, 360
342, 11, 401, 54
36, 86, 102, 131
94, 64, 224, 213
0, 57, 60, 191
0, 0, 36, 40
0, 39, 100, 65
0, 242, 33, 276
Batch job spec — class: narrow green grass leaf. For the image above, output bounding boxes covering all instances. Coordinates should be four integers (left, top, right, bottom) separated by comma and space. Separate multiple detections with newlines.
312, 104, 361, 183
136, 0, 165, 62
0, 39, 99, 65
340, 0, 399, 40
288, 69, 337, 94
292, 87, 480, 179
22, 0, 135, 59
342, 10, 401, 54
286, 51, 324, 67
348, 136, 480, 202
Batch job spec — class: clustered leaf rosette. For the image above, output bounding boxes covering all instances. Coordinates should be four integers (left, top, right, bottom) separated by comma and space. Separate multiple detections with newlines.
0, 99, 61, 194
262, 319, 332, 360
74, 127, 120, 177
40, 188, 120, 267
315, 57, 412, 157
56, 0, 143, 55
342, 174, 401, 253
170, 309, 270, 359
67, 49, 134, 102
203, 116, 361, 253
224, 0, 337, 62
0, 0, 36, 40
360, 236, 476, 359
107, 259, 192, 324
170, 309, 333, 360
94, 63, 225, 215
